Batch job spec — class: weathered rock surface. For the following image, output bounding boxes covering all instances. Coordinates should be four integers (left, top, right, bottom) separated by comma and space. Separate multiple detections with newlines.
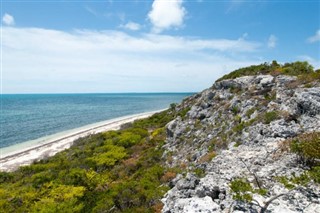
161, 75, 320, 212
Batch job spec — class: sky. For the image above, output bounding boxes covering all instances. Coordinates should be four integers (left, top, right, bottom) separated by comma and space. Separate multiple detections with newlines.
1, 0, 319, 94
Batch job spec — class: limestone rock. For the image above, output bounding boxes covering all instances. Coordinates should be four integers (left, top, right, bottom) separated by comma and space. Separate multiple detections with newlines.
161, 74, 320, 213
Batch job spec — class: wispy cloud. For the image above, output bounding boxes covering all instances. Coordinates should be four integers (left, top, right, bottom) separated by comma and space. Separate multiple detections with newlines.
84, 6, 99, 17
2, 13, 15, 26
307, 29, 320, 43
104, 12, 126, 22
119, 21, 141, 31
267, 34, 277, 48
226, 0, 245, 13
148, 0, 186, 33
2, 27, 262, 93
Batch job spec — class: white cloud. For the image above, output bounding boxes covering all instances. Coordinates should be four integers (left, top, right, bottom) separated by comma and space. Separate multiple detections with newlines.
267, 34, 277, 48
84, 6, 99, 17
148, 0, 186, 33
119, 21, 141, 31
226, 0, 245, 13
2, 27, 263, 93
307, 29, 320, 43
2, 13, 15, 26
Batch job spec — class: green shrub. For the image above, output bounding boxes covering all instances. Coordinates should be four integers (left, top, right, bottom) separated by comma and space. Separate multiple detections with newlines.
276, 169, 319, 189
0, 109, 177, 212
231, 106, 240, 115
170, 103, 177, 111
116, 132, 142, 148
216, 62, 277, 82
177, 106, 191, 118
290, 132, 320, 166
230, 178, 253, 202
194, 167, 206, 178
263, 111, 279, 124
256, 188, 268, 196
275, 176, 295, 189
232, 122, 245, 133
0, 172, 14, 183
216, 61, 315, 82
129, 128, 149, 138
86, 145, 127, 167
282, 61, 314, 76
245, 108, 256, 118
309, 166, 320, 184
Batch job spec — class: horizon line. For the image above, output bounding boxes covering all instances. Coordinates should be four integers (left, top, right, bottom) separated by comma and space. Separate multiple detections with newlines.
1, 92, 196, 95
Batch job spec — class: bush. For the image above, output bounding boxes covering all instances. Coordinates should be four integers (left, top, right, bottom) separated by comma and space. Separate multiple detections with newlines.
115, 132, 142, 148
245, 108, 256, 118
0, 107, 175, 213
230, 178, 253, 202
282, 61, 314, 75
86, 145, 127, 168
177, 106, 191, 118
290, 132, 320, 166
263, 111, 279, 124
309, 166, 320, 184
216, 62, 277, 81
216, 61, 315, 82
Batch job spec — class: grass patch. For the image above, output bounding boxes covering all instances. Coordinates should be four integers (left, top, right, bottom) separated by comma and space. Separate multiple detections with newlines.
245, 108, 256, 118
263, 111, 280, 124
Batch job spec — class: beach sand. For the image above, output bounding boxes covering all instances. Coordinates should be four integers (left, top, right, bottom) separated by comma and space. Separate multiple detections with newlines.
0, 110, 163, 172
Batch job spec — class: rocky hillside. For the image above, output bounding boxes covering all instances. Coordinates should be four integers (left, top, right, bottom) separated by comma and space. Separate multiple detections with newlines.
161, 62, 320, 212
0, 61, 319, 213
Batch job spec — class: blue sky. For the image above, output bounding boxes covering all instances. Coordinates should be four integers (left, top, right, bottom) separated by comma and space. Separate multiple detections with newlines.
1, 0, 319, 93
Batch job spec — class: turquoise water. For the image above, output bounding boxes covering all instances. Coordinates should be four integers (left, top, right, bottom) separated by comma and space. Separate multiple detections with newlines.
0, 93, 191, 148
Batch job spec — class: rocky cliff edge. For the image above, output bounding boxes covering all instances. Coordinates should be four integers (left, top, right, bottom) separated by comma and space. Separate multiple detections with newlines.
161, 74, 320, 213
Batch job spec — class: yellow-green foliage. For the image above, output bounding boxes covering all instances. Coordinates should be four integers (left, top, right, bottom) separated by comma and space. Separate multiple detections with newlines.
276, 167, 320, 190
263, 111, 280, 124
275, 176, 295, 189
290, 132, 320, 166
245, 108, 256, 118
87, 145, 127, 167
177, 106, 191, 118
309, 166, 320, 184
275, 132, 320, 188
0, 109, 177, 213
281, 61, 314, 76
230, 178, 253, 202
116, 132, 142, 147
230, 178, 270, 203
216, 61, 316, 82
132, 110, 175, 129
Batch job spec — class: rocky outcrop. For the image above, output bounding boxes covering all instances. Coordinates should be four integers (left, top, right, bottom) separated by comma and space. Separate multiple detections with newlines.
161, 75, 320, 213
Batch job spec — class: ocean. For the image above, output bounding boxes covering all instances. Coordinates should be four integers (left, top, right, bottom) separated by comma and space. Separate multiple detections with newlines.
0, 93, 192, 149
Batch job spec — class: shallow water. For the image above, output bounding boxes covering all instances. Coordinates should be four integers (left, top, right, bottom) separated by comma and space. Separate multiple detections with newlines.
0, 93, 192, 149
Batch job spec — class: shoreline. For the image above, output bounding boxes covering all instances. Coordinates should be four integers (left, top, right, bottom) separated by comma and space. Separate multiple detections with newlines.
0, 109, 165, 172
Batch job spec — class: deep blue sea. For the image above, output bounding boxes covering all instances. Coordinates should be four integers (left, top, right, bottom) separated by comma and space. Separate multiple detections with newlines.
0, 93, 192, 149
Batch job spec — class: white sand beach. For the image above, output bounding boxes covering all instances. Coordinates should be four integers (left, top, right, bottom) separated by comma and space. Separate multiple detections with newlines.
0, 110, 163, 172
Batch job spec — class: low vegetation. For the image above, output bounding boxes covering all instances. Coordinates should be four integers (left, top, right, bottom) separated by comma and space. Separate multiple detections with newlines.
0, 109, 179, 213
289, 132, 320, 167
276, 132, 320, 189
216, 61, 320, 83
1, 61, 319, 212
230, 178, 254, 202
